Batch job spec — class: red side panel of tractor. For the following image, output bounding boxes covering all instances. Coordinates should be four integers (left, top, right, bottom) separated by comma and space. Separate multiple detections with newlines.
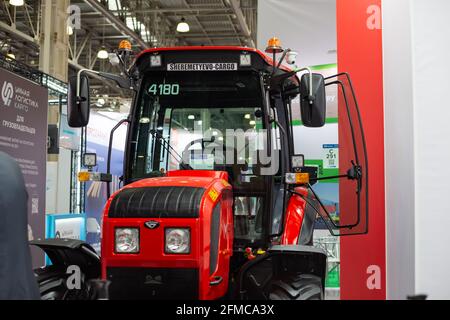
281, 187, 309, 245
101, 171, 233, 300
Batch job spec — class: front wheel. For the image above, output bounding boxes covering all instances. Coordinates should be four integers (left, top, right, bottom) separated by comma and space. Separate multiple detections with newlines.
268, 274, 323, 300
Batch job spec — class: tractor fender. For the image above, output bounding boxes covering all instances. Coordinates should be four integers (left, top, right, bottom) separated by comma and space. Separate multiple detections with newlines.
269, 245, 327, 280
30, 239, 100, 278
281, 187, 317, 246
238, 245, 327, 300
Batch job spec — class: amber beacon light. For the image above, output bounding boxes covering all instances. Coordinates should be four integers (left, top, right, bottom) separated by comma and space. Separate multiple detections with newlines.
265, 37, 284, 54
118, 40, 132, 52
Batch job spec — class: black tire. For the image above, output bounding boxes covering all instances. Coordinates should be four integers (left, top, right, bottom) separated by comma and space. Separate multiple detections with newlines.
269, 274, 323, 300
35, 266, 92, 300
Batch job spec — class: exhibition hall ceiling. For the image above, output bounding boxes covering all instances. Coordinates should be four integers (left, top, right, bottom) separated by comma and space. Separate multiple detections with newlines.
0, 0, 336, 101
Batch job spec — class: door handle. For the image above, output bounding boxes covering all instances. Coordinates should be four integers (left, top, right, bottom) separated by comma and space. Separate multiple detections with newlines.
210, 276, 223, 286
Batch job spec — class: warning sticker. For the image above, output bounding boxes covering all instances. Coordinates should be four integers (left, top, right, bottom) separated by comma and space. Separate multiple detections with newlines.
208, 188, 219, 202
167, 63, 238, 72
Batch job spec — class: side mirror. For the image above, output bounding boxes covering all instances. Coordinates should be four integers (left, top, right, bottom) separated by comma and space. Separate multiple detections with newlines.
300, 73, 326, 127
68, 74, 90, 127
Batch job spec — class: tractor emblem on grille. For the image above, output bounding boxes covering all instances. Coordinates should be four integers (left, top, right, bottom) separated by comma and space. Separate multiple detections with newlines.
144, 275, 163, 285
144, 221, 160, 230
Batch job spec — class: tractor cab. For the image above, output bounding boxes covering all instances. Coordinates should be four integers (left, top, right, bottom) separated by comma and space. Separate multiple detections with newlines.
127, 48, 293, 252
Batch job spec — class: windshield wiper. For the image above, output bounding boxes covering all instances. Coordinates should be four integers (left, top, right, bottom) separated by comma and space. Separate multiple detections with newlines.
149, 129, 193, 170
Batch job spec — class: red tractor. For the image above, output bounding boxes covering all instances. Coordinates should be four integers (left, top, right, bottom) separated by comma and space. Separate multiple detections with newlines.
32, 39, 368, 300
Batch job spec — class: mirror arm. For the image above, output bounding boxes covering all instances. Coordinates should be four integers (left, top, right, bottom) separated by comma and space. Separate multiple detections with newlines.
269, 67, 314, 102
310, 162, 362, 184
116, 53, 131, 78
76, 69, 134, 98
98, 72, 134, 90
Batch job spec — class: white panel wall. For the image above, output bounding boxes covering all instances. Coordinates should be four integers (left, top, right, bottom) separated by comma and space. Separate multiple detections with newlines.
383, 0, 450, 299
382, 0, 416, 300
46, 162, 58, 214
45, 149, 72, 214
293, 124, 338, 158
56, 148, 71, 213
411, 0, 450, 299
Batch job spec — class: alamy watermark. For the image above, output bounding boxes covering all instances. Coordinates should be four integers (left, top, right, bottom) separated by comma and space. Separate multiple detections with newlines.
174, 128, 280, 176
67, 5, 81, 32
66, 265, 82, 290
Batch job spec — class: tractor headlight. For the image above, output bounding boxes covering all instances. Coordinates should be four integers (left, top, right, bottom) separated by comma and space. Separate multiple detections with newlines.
115, 228, 139, 253
165, 228, 190, 254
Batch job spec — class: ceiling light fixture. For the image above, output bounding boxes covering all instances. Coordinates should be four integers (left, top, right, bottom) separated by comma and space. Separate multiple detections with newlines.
67, 25, 74, 36
96, 97, 106, 107
9, 0, 24, 6
177, 17, 190, 33
97, 46, 109, 59
6, 49, 15, 60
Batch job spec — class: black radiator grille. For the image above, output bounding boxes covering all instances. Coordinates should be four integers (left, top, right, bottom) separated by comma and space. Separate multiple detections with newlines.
109, 186, 205, 218
107, 267, 199, 300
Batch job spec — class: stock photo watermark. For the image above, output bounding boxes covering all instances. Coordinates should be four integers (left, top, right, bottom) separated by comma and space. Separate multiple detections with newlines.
67, 5, 81, 32
168, 128, 281, 176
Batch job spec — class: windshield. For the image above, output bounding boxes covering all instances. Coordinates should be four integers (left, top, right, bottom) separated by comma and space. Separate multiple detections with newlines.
129, 71, 266, 179
166, 107, 263, 171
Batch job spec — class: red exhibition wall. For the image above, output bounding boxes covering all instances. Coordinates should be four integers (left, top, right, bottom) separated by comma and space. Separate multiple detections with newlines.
337, 0, 386, 299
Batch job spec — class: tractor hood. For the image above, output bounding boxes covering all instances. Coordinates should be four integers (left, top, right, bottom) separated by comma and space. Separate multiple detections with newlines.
107, 171, 229, 219
101, 170, 234, 300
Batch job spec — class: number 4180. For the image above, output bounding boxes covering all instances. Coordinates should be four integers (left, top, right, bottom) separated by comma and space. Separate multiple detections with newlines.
148, 84, 180, 96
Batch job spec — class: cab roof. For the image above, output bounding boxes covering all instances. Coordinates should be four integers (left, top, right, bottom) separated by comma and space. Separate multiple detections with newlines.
134, 46, 293, 73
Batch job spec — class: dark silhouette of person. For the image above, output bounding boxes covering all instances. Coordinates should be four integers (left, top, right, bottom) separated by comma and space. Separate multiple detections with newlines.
0, 151, 40, 300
